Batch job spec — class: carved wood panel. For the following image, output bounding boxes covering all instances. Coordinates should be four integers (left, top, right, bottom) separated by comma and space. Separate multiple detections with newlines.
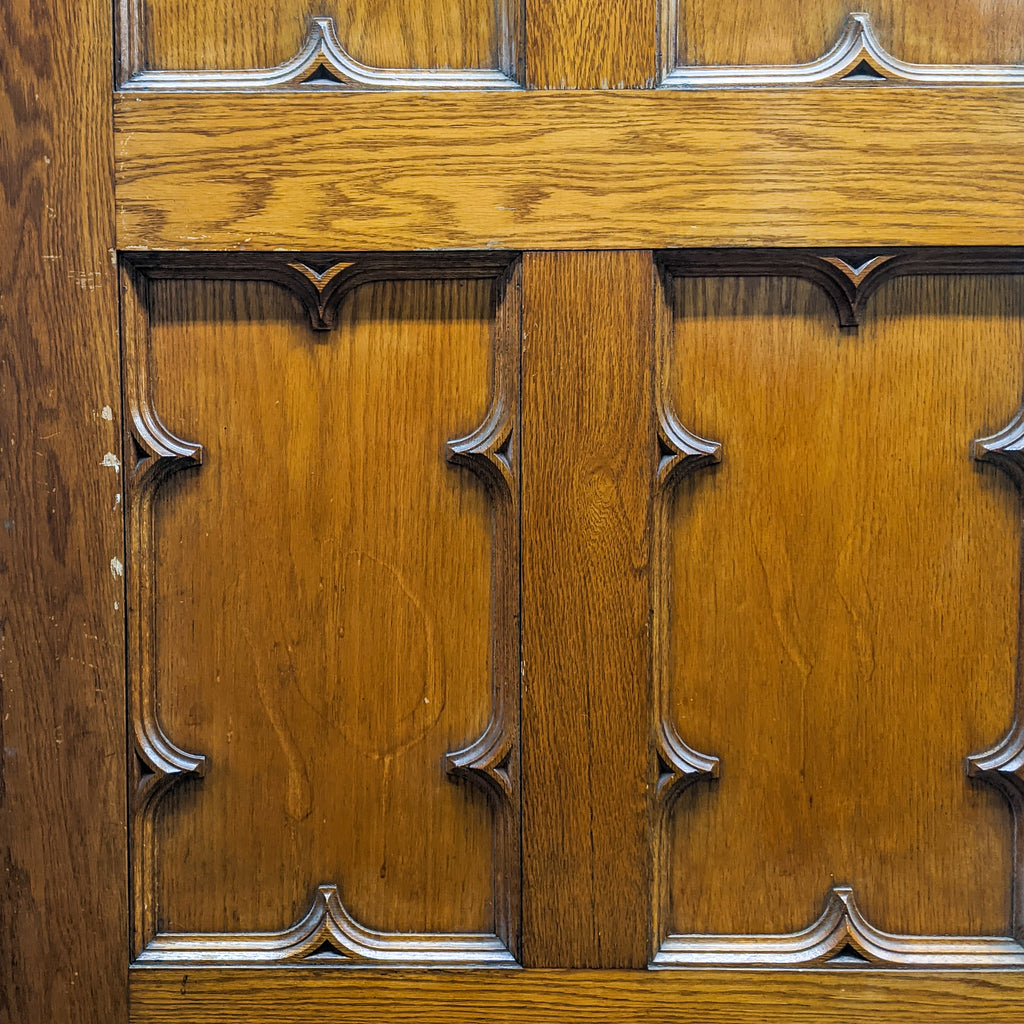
122, 253, 520, 966
662, 3, 1024, 79
118, 0, 523, 85
654, 251, 1024, 967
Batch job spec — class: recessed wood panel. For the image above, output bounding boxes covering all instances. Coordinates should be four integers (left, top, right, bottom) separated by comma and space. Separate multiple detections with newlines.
659, 271, 1022, 946
132, 0, 519, 73
667, 2, 1024, 70
125, 263, 518, 960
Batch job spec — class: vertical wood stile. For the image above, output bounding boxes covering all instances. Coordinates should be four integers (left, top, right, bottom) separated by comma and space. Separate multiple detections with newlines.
520, 251, 655, 967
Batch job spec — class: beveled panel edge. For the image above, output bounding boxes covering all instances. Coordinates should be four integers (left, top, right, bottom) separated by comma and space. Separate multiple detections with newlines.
121, 260, 208, 959
650, 264, 722, 954
654, 887, 1024, 967
122, 250, 522, 964
658, 248, 1024, 329
443, 258, 523, 958
116, 10, 522, 90
137, 884, 517, 966
652, 248, 1024, 966
661, 12, 1024, 89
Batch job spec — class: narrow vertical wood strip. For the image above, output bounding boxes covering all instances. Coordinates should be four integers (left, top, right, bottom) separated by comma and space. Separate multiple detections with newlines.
525, 0, 656, 88
0, 0, 126, 1018
520, 251, 654, 967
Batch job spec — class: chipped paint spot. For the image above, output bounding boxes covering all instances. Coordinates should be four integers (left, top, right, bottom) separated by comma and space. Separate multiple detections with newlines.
114, 601, 119, 611
113, 492, 121, 511
110, 557, 124, 578
102, 452, 121, 473
101, 405, 113, 421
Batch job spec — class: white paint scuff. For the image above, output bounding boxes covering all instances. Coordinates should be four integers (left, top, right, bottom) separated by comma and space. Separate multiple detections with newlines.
102, 452, 120, 473
110, 557, 124, 579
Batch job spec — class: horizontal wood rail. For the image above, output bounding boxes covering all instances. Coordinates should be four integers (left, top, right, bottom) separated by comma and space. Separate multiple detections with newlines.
131, 967, 1024, 1023
116, 89, 1024, 251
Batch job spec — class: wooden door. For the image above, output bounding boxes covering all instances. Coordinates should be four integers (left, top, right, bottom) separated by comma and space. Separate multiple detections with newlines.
7, 1, 1024, 1021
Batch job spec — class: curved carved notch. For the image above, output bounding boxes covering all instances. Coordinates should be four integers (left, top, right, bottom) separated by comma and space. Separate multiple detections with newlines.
661, 13, 1024, 89
657, 407, 721, 490
656, 719, 719, 808
285, 259, 357, 330
123, 16, 519, 92
138, 882, 516, 965
446, 714, 513, 804
655, 885, 1024, 966
446, 398, 514, 499
972, 406, 1024, 489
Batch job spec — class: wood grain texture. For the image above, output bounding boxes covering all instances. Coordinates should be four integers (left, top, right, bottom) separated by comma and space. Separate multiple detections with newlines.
658, 269, 1022, 947
661, 12, 1024, 88
115, 91, 1024, 251
130, 967, 1024, 1024
520, 252, 652, 968
668, 0, 1024, 70
125, 0, 521, 77
525, 0, 655, 88
0, 0, 127, 1021
121, 258, 521, 963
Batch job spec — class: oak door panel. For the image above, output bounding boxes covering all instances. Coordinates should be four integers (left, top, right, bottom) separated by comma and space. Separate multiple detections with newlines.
665, 1, 1024, 71
128, 0, 522, 77
123, 257, 520, 964
655, 261, 1024, 963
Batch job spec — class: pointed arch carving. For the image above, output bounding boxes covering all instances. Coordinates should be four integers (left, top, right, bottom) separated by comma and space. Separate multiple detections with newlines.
661, 12, 1024, 89
118, 13, 522, 91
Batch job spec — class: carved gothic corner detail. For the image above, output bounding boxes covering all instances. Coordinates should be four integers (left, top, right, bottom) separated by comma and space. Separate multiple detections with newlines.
446, 712, 514, 806
137, 882, 517, 966
656, 718, 719, 810
657, 407, 721, 491
661, 12, 1024, 89
446, 397, 515, 501
658, 249, 908, 329
972, 406, 1024, 490
654, 885, 1024, 967
122, 15, 520, 92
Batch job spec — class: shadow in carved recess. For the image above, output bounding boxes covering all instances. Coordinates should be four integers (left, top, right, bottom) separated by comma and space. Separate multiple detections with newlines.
660, 12, 1024, 87
118, 13, 521, 90
654, 886, 1024, 967
137, 883, 515, 965
652, 247, 1024, 968
122, 252, 522, 965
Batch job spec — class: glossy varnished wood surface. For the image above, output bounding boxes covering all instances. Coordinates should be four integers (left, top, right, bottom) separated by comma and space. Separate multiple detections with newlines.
0, 0, 127, 1021
660, 272, 1023, 944
115, 90, 1024, 251
520, 252, 652, 967
126, 269, 515, 954
138, 0, 514, 73
669, 0, 1024, 69
526, 0, 655, 87
130, 967, 1024, 1023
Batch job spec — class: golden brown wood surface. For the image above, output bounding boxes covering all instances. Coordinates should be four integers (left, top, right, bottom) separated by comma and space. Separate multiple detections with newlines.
656, 267, 1024, 960
134, 0, 517, 75
0, 2, 128, 1024
669, 0, 1024, 69
520, 252, 653, 967
121, 256, 522, 965
0, 0, 127, 1022
130, 967, 1024, 1023
526, 0, 655, 87
115, 90, 1024, 251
